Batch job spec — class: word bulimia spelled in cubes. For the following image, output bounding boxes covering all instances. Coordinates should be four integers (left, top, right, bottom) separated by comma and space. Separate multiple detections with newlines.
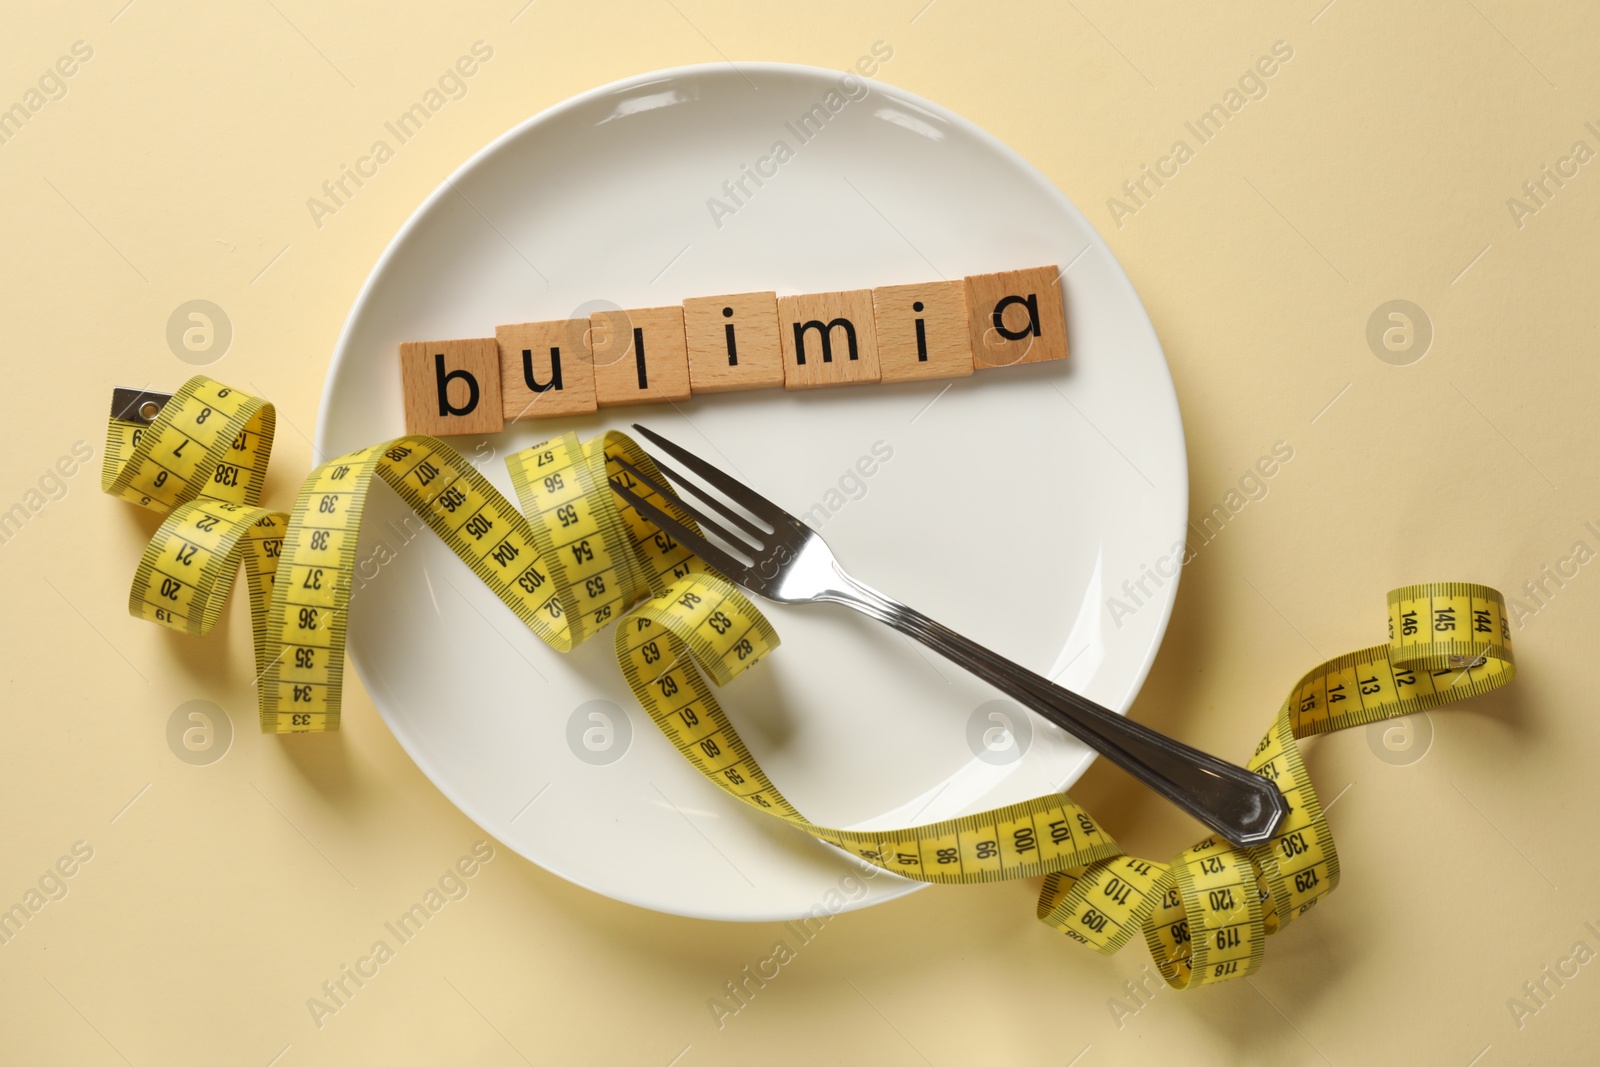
400, 265, 1067, 435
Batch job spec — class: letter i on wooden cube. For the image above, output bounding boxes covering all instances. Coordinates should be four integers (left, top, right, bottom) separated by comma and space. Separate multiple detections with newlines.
591, 306, 692, 407
777, 290, 881, 389
496, 319, 597, 421
683, 292, 786, 393
871, 280, 974, 383
400, 338, 504, 436
964, 265, 1069, 369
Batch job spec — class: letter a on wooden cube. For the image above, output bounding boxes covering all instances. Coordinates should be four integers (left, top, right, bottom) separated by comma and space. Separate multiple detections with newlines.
871, 280, 973, 384
683, 291, 786, 393
591, 306, 692, 407
964, 265, 1069, 369
400, 338, 504, 436
497, 319, 597, 420
778, 290, 881, 389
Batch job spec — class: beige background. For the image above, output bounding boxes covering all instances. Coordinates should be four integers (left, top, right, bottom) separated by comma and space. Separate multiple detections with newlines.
2, 1, 1595, 1063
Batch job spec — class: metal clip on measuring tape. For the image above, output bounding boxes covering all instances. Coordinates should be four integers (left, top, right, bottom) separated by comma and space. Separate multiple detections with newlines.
104, 376, 1517, 989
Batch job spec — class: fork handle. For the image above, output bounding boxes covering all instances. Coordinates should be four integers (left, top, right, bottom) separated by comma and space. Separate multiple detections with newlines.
820, 579, 1286, 848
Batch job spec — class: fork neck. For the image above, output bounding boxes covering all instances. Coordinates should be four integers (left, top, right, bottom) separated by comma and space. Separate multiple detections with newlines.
815, 566, 921, 630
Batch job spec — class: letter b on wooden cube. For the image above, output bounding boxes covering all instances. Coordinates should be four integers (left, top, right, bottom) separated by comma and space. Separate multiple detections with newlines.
965, 265, 1068, 369
778, 290, 881, 389
400, 338, 504, 436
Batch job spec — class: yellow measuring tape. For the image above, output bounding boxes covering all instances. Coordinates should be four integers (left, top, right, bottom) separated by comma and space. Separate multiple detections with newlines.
105, 375, 1516, 988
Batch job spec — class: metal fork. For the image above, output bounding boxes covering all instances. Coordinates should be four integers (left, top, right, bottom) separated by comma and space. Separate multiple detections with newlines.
610, 425, 1286, 848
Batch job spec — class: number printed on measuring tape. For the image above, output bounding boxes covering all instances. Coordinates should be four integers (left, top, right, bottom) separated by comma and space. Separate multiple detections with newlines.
106, 376, 1517, 989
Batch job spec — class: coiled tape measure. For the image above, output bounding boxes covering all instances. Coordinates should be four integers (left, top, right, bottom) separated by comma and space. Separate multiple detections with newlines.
105, 377, 1516, 988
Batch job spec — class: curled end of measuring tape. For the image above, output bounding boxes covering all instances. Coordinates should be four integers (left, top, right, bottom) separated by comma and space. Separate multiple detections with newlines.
104, 377, 1518, 990
1039, 582, 1514, 988
105, 379, 282, 656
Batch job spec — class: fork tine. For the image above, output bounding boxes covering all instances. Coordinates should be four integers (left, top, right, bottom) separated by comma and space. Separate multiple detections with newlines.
614, 453, 768, 541
608, 478, 752, 579
609, 456, 760, 555
630, 424, 795, 528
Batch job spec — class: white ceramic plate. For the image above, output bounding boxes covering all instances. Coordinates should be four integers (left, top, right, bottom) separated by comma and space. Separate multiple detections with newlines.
316, 63, 1187, 921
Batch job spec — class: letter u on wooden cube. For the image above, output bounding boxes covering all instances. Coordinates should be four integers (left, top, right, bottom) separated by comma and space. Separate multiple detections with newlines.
496, 319, 597, 420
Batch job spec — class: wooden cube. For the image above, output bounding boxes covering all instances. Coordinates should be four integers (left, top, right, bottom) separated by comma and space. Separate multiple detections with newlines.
777, 290, 881, 389
400, 338, 504, 436
497, 319, 597, 421
683, 291, 786, 394
871, 280, 974, 384
590, 306, 692, 407
964, 265, 1069, 369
